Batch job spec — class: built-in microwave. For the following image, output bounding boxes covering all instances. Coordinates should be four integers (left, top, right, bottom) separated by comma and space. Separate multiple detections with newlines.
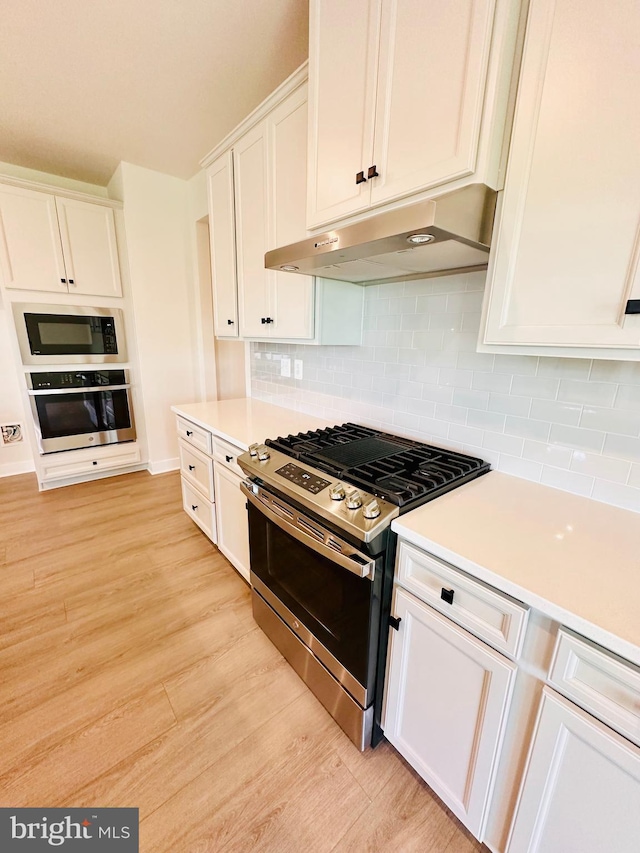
12, 303, 127, 365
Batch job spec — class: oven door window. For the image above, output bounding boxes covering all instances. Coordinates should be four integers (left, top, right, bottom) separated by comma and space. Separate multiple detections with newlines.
248, 503, 373, 687
25, 314, 118, 357
34, 390, 131, 439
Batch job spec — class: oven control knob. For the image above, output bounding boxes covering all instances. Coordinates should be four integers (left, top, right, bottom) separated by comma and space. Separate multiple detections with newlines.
345, 490, 363, 510
257, 446, 270, 461
363, 499, 381, 519
329, 484, 346, 501
248, 443, 260, 458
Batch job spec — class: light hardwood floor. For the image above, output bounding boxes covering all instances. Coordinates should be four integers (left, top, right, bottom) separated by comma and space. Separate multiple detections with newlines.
0, 470, 485, 852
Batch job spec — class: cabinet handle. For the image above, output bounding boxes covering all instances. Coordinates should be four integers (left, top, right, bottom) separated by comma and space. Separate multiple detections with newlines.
367, 165, 379, 179
188, 464, 195, 471
68, 279, 75, 285
389, 615, 402, 631
227, 319, 234, 325
225, 455, 233, 463
186, 430, 193, 437
261, 317, 266, 324
60, 278, 67, 284
92, 460, 98, 466
355, 170, 367, 185
440, 588, 455, 605
625, 300, 640, 315
191, 504, 198, 511
266, 317, 273, 324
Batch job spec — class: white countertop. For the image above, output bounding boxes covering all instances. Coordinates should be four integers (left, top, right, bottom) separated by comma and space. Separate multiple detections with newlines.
392, 471, 640, 667
171, 398, 333, 451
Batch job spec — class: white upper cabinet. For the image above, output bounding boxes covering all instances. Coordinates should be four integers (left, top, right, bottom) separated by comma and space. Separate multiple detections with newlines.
208, 151, 239, 338
481, 0, 640, 358
307, 0, 520, 230
55, 197, 122, 298
0, 184, 122, 298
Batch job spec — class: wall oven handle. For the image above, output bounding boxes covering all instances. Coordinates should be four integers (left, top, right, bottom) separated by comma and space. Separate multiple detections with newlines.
242, 481, 375, 580
27, 384, 131, 396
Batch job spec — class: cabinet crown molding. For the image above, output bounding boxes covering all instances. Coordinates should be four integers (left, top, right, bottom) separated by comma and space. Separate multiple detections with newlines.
0, 174, 122, 209
199, 61, 309, 169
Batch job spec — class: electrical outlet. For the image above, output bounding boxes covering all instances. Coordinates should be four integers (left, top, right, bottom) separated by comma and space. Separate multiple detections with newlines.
281, 356, 291, 377
294, 359, 303, 380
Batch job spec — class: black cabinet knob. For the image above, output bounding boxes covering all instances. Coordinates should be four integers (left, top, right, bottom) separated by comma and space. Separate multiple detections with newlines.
355, 170, 367, 185
68, 279, 75, 284
60, 278, 67, 284
261, 317, 266, 324
441, 588, 455, 605
186, 430, 193, 437
188, 464, 195, 471
227, 319, 234, 324
225, 455, 233, 463
266, 317, 273, 324
92, 460, 98, 466
367, 165, 379, 179
191, 504, 198, 511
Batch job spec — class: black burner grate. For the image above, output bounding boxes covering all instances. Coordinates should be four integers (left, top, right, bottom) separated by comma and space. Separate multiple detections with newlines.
266, 423, 490, 509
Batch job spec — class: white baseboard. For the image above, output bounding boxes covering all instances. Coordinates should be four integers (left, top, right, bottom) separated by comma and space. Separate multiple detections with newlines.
0, 460, 36, 478
148, 457, 179, 475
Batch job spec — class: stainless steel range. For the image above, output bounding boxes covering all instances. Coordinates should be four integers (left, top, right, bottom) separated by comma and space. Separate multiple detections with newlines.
238, 423, 489, 750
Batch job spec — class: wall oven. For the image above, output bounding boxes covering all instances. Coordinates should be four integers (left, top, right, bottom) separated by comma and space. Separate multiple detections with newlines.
27, 369, 136, 453
13, 303, 127, 365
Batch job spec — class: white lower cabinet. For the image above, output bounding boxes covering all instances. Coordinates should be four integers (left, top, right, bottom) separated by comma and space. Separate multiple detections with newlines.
213, 462, 250, 583
507, 687, 640, 853
384, 586, 516, 838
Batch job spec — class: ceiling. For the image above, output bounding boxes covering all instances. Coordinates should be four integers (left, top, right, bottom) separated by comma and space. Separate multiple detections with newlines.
0, 0, 309, 186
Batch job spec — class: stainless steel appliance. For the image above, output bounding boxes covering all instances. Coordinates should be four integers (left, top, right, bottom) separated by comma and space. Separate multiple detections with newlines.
238, 423, 490, 750
265, 184, 497, 285
13, 303, 127, 365
27, 369, 136, 453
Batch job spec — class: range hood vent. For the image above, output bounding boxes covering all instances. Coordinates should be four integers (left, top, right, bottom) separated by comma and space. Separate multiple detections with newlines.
265, 184, 497, 285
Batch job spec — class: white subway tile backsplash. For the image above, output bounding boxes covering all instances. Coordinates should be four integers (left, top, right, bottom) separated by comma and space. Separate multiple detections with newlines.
580, 406, 640, 436
529, 398, 582, 426
541, 466, 595, 498
569, 451, 631, 483
251, 276, 640, 513
559, 379, 617, 407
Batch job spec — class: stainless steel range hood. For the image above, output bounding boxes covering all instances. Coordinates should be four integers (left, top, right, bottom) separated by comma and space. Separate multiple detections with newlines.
265, 184, 497, 285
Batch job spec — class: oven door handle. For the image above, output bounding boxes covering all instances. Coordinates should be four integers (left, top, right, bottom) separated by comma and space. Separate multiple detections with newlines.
242, 482, 375, 580
27, 384, 131, 396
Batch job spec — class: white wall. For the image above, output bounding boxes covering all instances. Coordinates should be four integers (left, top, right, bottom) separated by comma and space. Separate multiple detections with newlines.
109, 162, 200, 473
252, 272, 640, 513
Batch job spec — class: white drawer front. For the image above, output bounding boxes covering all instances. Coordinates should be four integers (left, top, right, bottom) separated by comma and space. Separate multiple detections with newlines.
549, 629, 640, 748
213, 436, 245, 477
181, 478, 216, 543
40, 444, 141, 481
179, 440, 214, 501
396, 541, 529, 659
176, 417, 212, 455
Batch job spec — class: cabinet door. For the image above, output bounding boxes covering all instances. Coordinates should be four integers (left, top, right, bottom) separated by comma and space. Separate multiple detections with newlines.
307, 0, 381, 228
207, 152, 239, 338
482, 0, 640, 351
213, 463, 250, 583
0, 185, 67, 292
371, 0, 497, 207
268, 84, 315, 340
507, 688, 640, 853
234, 123, 272, 338
55, 198, 122, 298
384, 587, 516, 838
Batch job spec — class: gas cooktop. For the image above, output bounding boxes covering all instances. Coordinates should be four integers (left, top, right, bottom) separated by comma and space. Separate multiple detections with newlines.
266, 423, 490, 509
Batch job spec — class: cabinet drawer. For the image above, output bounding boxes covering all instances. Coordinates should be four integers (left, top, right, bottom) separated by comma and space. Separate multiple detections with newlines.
40, 444, 141, 481
549, 629, 640, 748
396, 541, 529, 659
213, 436, 244, 476
181, 478, 217, 543
176, 417, 212, 455
178, 440, 214, 501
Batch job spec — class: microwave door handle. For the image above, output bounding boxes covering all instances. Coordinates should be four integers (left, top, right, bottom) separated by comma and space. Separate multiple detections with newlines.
241, 482, 374, 580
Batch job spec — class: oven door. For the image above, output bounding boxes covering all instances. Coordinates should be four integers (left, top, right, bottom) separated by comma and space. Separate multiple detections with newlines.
29, 386, 136, 453
244, 484, 382, 707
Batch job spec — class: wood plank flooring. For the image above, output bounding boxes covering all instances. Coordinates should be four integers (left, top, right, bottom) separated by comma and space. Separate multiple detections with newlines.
0, 470, 485, 852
